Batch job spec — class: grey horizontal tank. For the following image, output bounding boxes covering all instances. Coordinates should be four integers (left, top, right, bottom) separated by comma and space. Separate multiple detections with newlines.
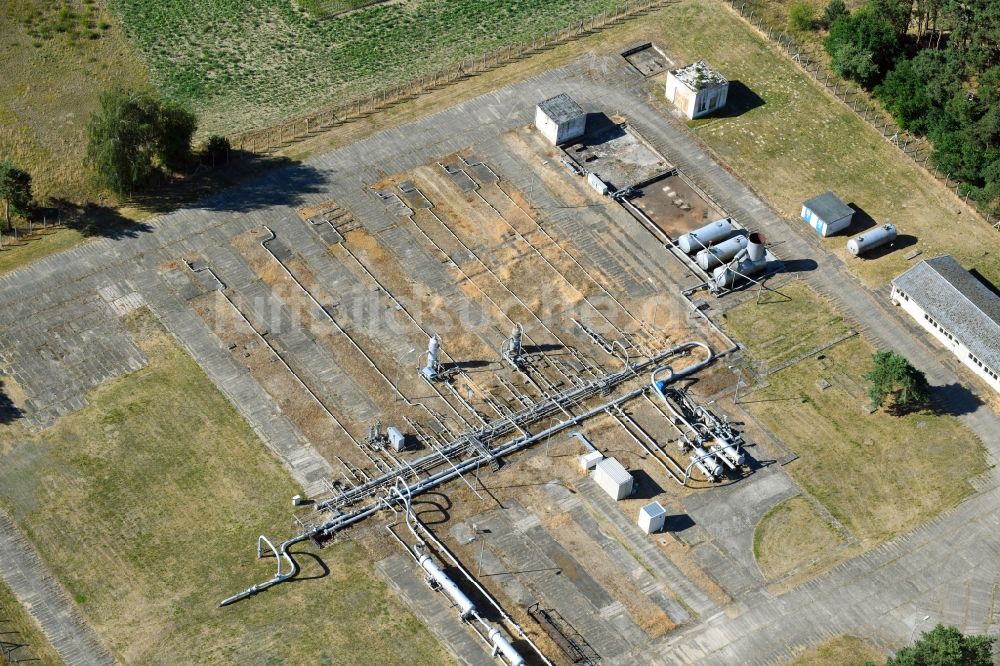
691, 445, 723, 479
488, 628, 525, 666
696, 234, 749, 271
418, 553, 475, 619
678, 217, 734, 254
712, 436, 745, 468
847, 224, 897, 256
712, 232, 767, 289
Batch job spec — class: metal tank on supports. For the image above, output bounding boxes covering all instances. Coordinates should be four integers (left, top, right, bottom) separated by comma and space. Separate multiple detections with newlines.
417, 552, 476, 619
695, 233, 749, 271
847, 224, 897, 257
678, 217, 734, 254
711, 232, 767, 290
421, 335, 442, 380
711, 435, 745, 468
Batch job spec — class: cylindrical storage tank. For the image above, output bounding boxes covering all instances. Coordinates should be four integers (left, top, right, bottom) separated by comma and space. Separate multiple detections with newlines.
418, 554, 475, 619
488, 628, 525, 666
691, 446, 723, 479
713, 436, 745, 468
696, 234, 750, 271
712, 258, 767, 289
678, 218, 734, 254
746, 232, 766, 262
847, 224, 897, 257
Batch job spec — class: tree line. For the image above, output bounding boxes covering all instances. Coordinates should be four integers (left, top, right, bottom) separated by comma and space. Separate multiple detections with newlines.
813, 0, 1000, 213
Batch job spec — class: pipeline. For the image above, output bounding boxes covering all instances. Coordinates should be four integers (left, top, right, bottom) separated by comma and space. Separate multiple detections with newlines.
220, 341, 714, 606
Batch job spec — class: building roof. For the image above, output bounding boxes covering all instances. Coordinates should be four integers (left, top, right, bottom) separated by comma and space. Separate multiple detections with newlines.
669, 60, 728, 91
595, 457, 632, 485
537, 93, 584, 124
639, 501, 666, 518
892, 255, 1000, 371
803, 191, 853, 222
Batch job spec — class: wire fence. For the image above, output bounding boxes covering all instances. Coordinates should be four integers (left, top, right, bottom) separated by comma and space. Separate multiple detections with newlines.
228, 0, 675, 156
728, 0, 1000, 232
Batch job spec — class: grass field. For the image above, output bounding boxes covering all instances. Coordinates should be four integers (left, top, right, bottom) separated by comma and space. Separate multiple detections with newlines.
725, 280, 987, 542
0, 0, 147, 202
752, 495, 844, 580
296, 0, 379, 17
104, 0, 624, 136
0, 309, 448, 665
0, 578, 63, 665
650, 1, 1000, 288
720, 281, 851, 368
789, 635, 886, 665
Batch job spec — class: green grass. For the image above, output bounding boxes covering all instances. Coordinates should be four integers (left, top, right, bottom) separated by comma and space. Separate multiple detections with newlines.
0, 577, 63, 665
0, 228, 87, 276
647, 0, 1000, 289
296, 0, 379, 17
104, 0, 624, 136
727, 281, 987, 542
752, 495, 843, 579
789, 635, 886, 665
720, 280, 852, 368
0, 309, 449, 665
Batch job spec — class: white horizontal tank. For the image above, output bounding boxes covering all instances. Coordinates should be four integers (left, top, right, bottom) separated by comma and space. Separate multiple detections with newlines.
678, 217, 734, 254
695, 234, 749, 270
488, 628, 525, 666
847, 224, 897, 257
418, 554, 475, 619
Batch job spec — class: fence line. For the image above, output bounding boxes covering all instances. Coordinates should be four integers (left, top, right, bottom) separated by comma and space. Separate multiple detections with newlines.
229, 0, 674, 156
728, 0, 999, 232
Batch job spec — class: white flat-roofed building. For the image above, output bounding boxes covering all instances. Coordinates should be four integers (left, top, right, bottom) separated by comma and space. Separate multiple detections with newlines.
593, 457, 634, 501
665, 61, 729, 119
534, 93, 586, 145
891, 255, 1000, 394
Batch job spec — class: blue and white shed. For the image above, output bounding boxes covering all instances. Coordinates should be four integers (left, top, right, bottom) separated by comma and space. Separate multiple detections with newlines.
801, 191, 853, 237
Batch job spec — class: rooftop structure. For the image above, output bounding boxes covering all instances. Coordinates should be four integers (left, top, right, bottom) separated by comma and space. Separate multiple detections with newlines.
666, 61, 729, 120
891, 255, 1000, 393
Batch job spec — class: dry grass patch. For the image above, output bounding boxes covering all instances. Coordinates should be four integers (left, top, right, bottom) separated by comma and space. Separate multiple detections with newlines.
752, 495, 843, 580
746, 334, 985, 542
790, 634, 886, 665
0, 309, 448, 665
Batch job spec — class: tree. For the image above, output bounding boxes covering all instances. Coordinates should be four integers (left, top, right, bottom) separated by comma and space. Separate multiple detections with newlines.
0, 161, 32, 231
887, 624, 995, 665
869, 0, 913, 36
864, 351, 931, 413
789, 2, 817, 31
86, 87, 197, 197
822, 0, 849, 28
202, 134, 231, 165
826, 8, 903, 87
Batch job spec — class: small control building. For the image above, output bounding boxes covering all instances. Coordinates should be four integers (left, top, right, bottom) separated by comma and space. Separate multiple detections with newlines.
891, 255, 1000, 395
665, 61, 729, 119
534, 93, 586, 145
801, 191, 854, 237
593, 457, 634, 501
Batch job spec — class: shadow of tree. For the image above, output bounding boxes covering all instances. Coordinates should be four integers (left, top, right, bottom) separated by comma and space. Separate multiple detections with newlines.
47, 200, 153, 240
0, 381, 24, 424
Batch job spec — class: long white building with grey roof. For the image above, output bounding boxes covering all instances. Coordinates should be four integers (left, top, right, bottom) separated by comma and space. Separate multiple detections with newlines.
891, 255, 1000, 394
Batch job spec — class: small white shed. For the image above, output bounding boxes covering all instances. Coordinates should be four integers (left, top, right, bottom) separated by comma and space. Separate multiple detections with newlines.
579, 450, 603, 471
535, 93, 586, 145
665, 61, 729, 120
801, 191, 854, 237
593, 457, 634, 501
637, 502, 667, 534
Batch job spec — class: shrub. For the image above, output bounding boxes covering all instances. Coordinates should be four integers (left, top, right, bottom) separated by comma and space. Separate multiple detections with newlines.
789, 2, 817, 31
